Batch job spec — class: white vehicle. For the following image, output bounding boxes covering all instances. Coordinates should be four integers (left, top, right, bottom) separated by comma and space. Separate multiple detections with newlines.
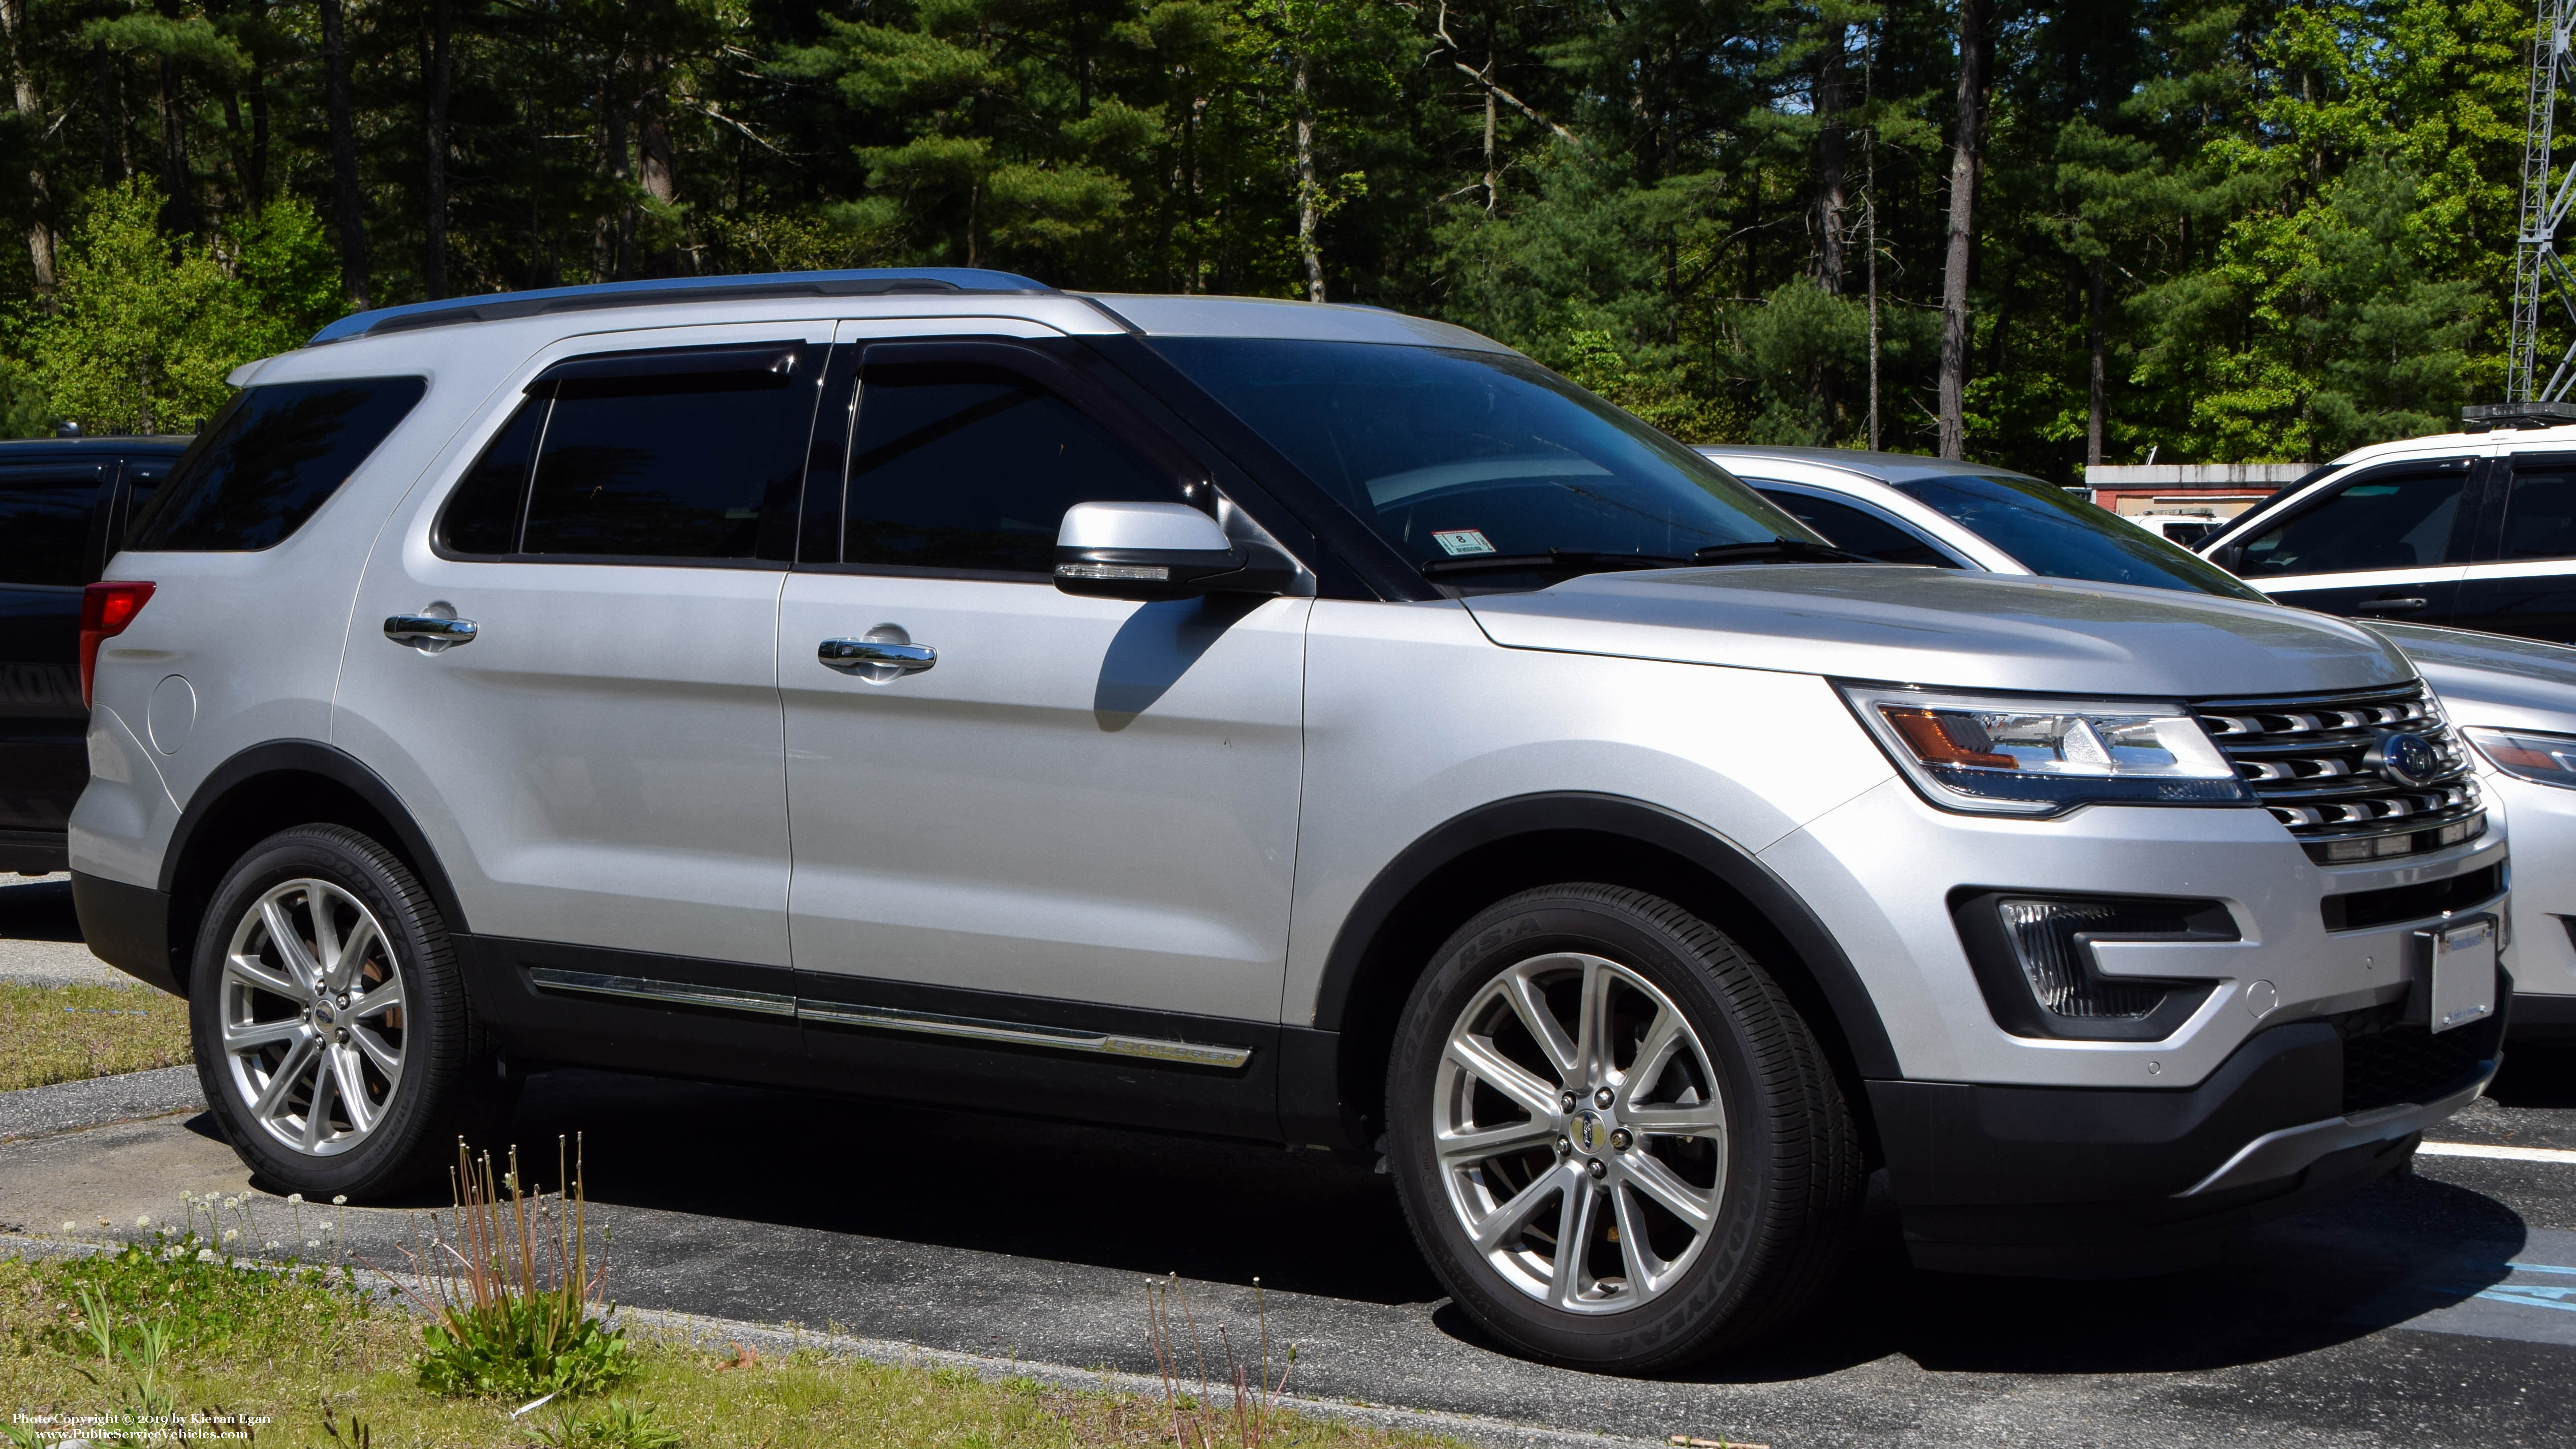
2126, 511, 2225, 547
69, 276, 2509, 1372
1701, 444, 2572, 1043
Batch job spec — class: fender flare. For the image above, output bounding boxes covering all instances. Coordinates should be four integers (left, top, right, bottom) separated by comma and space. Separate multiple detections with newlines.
1312, 791, 1899, 1078
162, 739, 471, 935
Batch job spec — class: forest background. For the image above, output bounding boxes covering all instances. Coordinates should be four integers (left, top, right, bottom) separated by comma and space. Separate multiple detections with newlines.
0, 0, 2547, 480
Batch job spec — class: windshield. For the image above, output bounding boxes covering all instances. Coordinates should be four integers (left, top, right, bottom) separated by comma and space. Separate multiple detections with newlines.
1895, 472, 2271, 602
1149, 338, 1817, 587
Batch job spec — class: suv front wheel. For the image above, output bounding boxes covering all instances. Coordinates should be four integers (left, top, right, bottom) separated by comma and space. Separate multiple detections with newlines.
190, 825, 513, 1198
1384, 884, 1861, 1370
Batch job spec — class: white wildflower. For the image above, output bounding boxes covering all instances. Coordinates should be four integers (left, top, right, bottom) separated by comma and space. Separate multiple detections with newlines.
286, 1193, 304, 1205
332, 1195, 347, 1206
196, 1249, 216, 1263
304, 1239, 319, 1249
222, 1229, 238, 1244
135, 1216, 150, 1229
317, 1219, 333, 1232
264, 1241, 280, 1251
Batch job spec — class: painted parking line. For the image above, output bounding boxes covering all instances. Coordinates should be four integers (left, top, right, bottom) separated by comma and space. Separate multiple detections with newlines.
2350, 1228, 2576, 1348
2417, 1140, 2576, 1165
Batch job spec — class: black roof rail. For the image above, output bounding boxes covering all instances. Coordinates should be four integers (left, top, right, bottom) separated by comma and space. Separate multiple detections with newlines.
307, 268, 1056, 346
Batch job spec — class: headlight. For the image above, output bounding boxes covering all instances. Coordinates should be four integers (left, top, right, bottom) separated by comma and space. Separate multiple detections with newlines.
2464, 726, 2576, 789
1839, 684, 2254, 816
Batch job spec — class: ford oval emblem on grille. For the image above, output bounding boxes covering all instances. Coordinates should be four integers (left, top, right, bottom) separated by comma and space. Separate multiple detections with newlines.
2367, 730, 2440, 787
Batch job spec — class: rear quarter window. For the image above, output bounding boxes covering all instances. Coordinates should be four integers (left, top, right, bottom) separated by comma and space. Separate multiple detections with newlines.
130, 377, 426, 551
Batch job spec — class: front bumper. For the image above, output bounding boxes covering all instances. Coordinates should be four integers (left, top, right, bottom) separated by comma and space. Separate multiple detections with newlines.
1872, 982, 2507, 1276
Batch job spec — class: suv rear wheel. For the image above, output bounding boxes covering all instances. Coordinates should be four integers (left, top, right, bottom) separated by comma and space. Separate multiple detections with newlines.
1384, 883, 1861, 1370
190, 825, 512, 1198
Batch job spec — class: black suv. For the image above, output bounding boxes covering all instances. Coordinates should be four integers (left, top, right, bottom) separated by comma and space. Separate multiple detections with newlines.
2, 436, 191, 874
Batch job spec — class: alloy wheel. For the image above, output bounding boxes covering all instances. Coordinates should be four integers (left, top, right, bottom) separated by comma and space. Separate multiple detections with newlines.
1432, 951, 1728, 1313
218, 878, 408, 1156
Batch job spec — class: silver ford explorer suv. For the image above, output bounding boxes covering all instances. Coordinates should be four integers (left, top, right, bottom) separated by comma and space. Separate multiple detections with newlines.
71, 270, 2511, 1371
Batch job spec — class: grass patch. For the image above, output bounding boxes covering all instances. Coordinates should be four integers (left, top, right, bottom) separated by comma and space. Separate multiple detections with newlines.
0, 982, 191, 1093
0, 1247, 1455, 1448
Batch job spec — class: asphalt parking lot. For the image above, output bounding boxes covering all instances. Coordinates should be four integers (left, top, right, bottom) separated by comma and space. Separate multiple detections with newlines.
5, 873, 2574, 1447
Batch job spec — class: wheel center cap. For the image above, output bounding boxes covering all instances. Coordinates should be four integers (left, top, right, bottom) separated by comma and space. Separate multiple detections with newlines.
1571, 1108, 1607, 1155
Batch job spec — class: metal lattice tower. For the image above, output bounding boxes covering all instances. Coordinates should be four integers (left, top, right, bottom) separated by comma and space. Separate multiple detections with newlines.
2511, 0, 2576, 403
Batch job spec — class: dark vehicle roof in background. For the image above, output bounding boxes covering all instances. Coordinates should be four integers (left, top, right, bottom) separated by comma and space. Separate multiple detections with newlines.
0, 436, 191, 455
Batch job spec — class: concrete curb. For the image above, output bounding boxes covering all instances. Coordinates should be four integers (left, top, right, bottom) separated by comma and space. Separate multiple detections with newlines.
0, 1066, 204, 1144
0, 1234, 1656, 1449
608, 1302, 1661, 1449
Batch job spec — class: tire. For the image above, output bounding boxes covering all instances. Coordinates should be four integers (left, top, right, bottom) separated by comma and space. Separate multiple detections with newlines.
189, 824, 516, 1199
1384, 883, 1863, 1371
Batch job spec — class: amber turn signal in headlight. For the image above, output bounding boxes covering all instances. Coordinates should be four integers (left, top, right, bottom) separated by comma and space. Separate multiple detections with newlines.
1840, 684, 2254, 816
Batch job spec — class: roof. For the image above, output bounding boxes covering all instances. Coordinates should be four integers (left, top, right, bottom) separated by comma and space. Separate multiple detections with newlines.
1081, 294, 1515, 352
306, 268, 1057, 345
1697, 444, 2053, 486
0, 435, 192, 453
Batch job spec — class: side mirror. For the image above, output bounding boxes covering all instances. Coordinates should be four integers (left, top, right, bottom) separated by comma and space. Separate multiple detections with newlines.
1053, 501, 1291, 601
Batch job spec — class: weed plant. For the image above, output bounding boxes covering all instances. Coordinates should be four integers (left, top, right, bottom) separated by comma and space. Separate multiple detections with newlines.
395, 1136, 636, 1400
1144, 1273, 1299, 1449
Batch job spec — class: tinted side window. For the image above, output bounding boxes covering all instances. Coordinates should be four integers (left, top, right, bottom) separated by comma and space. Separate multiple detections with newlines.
518, 365, 809, 560
2236, 469, 2468, 577
843, 362, 1176, 574
131, 377, 426, 551
437, 401, 547, 556
2497, 466, 2576, 562
118, 460, 171, 548
1752, 487, 1955, 567
0, 468, 102, 587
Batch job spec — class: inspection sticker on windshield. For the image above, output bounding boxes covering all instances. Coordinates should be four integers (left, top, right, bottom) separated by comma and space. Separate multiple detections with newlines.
1433, 529, 1496, 556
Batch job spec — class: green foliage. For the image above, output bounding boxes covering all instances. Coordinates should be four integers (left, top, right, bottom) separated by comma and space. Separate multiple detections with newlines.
532, 1396, 684, 1449
32, 183, 252, 435
0, 0, 2545, 471
416, 1297, 637, 1400
42, 1231, 366, 1361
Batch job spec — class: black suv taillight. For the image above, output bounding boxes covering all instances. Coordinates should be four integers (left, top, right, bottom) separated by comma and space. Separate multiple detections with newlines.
80, 581, 156, 708
1949, 889, 2237, 1041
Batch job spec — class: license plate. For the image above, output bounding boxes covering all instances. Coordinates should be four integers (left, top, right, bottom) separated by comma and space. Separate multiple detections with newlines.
2428, 916, 2498, 1034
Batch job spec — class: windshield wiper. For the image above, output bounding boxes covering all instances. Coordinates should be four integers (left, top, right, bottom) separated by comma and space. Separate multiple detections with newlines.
1419, 548, 1690, 579
1689, 537, 1878, 566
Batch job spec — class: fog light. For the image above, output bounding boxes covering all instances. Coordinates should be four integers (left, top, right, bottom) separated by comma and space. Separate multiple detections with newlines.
1997, 901, 2173, 1019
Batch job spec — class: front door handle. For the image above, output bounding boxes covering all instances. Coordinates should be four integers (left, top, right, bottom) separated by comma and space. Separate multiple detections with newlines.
385, 614, 479, 649
2353, 596, 2429, 614
820, 637, 936, 675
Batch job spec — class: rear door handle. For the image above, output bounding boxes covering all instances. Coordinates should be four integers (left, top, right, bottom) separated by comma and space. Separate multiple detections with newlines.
385, 614, 479, 646
819, 638, 936, 674
2353, 597, 2429, 614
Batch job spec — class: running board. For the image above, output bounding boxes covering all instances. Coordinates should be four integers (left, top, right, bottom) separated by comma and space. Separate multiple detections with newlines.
526, 967, 1254, 1070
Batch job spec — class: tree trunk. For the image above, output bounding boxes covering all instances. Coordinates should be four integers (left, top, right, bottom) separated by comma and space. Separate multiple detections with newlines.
322, 0, 369, 307
2087, 257, 2106, 467
1937, 0, 1992, 460
247, 58, 268, 208
157, 55, 197, 235
1, 0, 54, 298
1291, 46, 1323, 301
1812, 22, 1849, 295
425, 0, 452, 298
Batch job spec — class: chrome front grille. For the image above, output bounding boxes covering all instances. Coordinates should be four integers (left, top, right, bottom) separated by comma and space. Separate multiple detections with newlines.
2191, 683, 2484, 865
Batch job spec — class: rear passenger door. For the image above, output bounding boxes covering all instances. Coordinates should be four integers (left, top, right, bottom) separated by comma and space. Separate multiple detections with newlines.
2451, 452, 2576, 643
2223, 455, 2480, 626
0, 460, 109, 852
337, 324, 828, 1073
776, 327, 1309, 1133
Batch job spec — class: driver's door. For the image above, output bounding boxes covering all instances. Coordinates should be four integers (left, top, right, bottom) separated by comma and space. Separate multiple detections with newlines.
778, 328, 1311, 1134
